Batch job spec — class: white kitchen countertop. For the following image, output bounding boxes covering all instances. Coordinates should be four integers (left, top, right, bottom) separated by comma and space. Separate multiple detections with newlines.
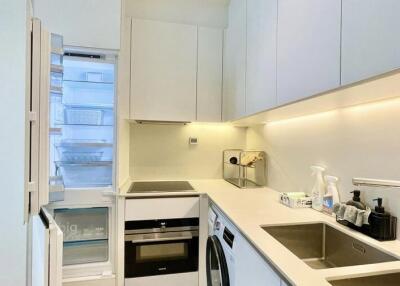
120, 179, 400, 285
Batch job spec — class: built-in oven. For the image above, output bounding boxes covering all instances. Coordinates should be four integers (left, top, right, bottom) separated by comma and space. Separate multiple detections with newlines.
125, 218, 199, 278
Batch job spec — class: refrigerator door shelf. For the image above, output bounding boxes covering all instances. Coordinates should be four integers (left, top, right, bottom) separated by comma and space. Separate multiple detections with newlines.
49, 128, 63, 136
51, 33, 64, 56
51, 64, 64, 74
49, 175, 65, 202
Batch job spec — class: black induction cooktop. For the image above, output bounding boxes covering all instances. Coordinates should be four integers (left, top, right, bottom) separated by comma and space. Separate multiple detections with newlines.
128, 181, 194, 193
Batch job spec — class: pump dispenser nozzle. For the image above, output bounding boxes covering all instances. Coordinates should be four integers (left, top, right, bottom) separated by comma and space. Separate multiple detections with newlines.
373, 198, 385, 213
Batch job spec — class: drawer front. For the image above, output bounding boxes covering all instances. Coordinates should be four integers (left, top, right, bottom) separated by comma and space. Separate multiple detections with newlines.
125, 272, 198, 286
125, 197, 200, 221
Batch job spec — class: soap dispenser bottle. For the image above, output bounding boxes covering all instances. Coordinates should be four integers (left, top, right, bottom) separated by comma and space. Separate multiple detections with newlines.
346, 190, 366, 210
369, 198, 397, 241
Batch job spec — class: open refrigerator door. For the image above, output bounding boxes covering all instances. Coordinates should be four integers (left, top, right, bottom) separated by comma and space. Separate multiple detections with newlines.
28, 18, 116, 283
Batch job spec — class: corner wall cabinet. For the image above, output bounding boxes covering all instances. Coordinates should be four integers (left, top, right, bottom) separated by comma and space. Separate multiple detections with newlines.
222, 0, 400, 122
341, 0, 400, 85
276, 0, 341, 105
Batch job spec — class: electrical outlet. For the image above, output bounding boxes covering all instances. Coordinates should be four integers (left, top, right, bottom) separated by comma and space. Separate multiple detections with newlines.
189, 137, 198, 145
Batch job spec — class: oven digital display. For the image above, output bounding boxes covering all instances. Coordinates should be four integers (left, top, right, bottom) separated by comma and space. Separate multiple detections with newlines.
137, 243, 188, 262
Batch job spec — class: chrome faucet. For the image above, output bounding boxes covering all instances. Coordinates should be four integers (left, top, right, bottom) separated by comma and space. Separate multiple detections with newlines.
352, 177, 400, 188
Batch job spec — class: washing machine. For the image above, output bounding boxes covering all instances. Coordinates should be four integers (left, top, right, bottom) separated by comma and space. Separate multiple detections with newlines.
207, 206, 237, 286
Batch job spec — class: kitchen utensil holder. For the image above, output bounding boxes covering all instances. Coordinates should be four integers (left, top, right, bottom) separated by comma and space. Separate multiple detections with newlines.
223, 149, 267, 188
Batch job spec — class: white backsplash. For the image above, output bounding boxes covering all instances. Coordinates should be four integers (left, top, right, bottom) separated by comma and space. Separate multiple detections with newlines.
247, 97, 400, 239
130, 123, 247, 180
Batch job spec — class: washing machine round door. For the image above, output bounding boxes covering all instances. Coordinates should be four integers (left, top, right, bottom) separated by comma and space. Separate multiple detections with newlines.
206, 235, 230, 286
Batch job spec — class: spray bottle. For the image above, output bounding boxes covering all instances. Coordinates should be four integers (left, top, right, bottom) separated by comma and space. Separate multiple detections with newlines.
323, 175, 340, 214
310, 166, 326, 211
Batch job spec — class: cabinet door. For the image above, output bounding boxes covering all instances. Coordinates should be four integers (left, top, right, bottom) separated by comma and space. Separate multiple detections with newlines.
131, 19, 197, 122
341, 0, 400, 85
222, 0, 246, 121
246, 0, 278, 115
235, 234, 281, 286
197, 27, 223, 122
277, 0, 341, 105
33, 0, 121, 49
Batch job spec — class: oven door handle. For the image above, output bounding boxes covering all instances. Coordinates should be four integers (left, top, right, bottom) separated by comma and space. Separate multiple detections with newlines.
125, 230, 198, 243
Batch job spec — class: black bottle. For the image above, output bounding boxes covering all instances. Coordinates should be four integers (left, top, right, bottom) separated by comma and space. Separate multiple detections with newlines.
346, 190, 366, 210
369, 198, 397, 241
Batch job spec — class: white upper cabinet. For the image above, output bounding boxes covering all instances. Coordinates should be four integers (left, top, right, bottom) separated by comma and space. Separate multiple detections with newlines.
276, 0, 341, 106
341, 0, 400, 85
197, 27, 223, 122
246, 0, 278, 115
33, 0, 121, 50
222, 0, 247, 121
130, 19, 197, 122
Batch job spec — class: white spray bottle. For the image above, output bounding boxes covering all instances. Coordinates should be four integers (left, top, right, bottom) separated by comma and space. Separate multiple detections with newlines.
323, 175, 340, 214
310, 165, 326, 211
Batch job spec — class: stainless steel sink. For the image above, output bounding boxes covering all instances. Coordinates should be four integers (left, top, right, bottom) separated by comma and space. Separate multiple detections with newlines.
262, 223, 398, 269
329, 272, 400, 286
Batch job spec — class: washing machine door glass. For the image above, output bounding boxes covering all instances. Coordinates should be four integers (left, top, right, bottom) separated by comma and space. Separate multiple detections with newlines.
206, 235, 230, 286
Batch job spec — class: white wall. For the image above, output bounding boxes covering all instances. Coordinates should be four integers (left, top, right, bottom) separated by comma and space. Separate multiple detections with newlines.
125, 0, 229, 28
130, 123, 247, 180
0, 0, 29, 284
246, 77, 400, 237
33, 0, 121, 49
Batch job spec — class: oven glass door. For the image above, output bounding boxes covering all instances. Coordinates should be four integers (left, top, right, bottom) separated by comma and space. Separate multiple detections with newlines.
125, 236, 199, 277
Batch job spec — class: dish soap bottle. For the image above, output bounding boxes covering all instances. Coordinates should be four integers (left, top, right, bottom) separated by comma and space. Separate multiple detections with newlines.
322, 175, 340, 214
310, 166, 326, 211
369, 198, 397, 240
346, 190, 366, 210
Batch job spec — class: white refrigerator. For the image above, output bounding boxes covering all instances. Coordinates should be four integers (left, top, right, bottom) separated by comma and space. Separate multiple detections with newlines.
28, 18, 117, 286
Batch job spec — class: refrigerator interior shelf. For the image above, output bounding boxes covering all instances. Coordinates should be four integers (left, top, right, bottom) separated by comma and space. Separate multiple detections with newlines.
59, 151, 104, 162
55, 161, 112, 167
63, 239, 108, 266
63, 79, 114, 85
56, 139, 112, 148
64, 107, 104, 125
63, 237, 108, 244
62, 80, 115, 91
55, 123, 113, 127
63, 103, 114, 110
